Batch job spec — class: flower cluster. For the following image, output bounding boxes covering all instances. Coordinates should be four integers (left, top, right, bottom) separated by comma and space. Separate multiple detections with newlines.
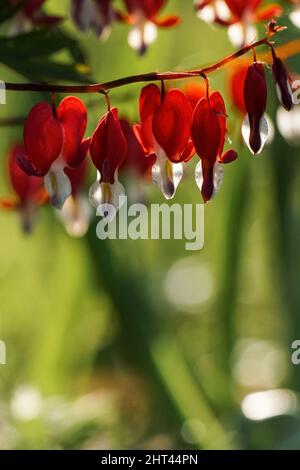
5, 1, 298, 57
0, 38, 295, 235
8, 0, 180, 54
8, 0, 62, 35
71, 0, 180, 54
195, 0, 282, 46
0, 0, 297, 235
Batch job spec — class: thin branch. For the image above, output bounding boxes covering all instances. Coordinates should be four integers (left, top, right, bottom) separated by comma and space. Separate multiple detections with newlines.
0, 116, 26, 126
4, 37, 271, 95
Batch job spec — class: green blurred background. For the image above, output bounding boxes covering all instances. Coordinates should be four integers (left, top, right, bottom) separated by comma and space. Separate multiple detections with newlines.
0, 0, 300, 450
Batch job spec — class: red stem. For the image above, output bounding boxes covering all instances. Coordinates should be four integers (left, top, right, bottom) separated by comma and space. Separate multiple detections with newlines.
4, 38, 271, 95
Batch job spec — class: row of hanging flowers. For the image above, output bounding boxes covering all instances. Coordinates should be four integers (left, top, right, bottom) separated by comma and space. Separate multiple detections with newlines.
1, 0, 299, 236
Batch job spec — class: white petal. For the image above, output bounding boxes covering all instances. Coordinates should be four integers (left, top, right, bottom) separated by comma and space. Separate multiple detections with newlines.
128, 27, 142, 50
195, 161, 224, 200
144, 22, 157, 45
227, 22, 257, 47
242, 114, 269, 155
265, 114, 275, 145
275, 79, 294, 110
215, 1, 231, 21
44, 167, 72, 209
213, 163, 224, 196
196, 5, 215, 23
128, 22, 157, 51
290, 8, 300, 28
89, 174, 126, 221
56, 194, 92, 237
152, 153, 183, 200
276, 106, 300, 146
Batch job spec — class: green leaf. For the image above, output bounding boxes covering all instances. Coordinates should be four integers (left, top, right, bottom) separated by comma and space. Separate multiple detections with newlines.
0, 0, 22, 24
0, 29, 85, 61
0, 28, 90, 82
2, 56, 91, 83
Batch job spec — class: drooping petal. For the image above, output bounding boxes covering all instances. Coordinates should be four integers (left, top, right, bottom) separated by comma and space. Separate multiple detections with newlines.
23, 102, 63, 176
64, 156, 89, 196
255, 4, 282, 22
9, 144, 44, 205
209, 91, 227, 157
128, 21, 157, 54
136, 84, 161, 154
219, 149, 238, 163
89, 175, 126, 218
152, 152, 183, 199
195, 160, 224, 203
225, 0, 263, 19
120, 119, 156, 178
56, 194, 92, 237
229, 64, 248, 114
57, 96, 87, 167
152, 15, 180, 27
272, 57, 294, 111
183, 82, 206, 111
44, 164, 72, 209
90, 108, 127, 183
243, 62, 268, 154
139, 83, 161, 122
179, 141, 195, 163
191, 97, 222, 161
152, 89, 193, 162
66, 136, 91, 170
242, 113, 269, 155
124, 0, 165, 18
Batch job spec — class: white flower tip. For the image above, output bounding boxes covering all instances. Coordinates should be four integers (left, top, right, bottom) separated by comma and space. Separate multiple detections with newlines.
195, 161, 223, 201
242, 114, 269, 155
89, 178, 126, 220
128, 22, 157, 53
152, 157, 183, 200
44, 168, 72, 210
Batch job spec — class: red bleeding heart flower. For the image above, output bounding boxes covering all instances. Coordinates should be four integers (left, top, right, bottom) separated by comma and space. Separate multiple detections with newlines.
271, 50, 294, 111
182, 82, 207, 111
71, 0, 114, 39
120, 118, 155, 179
191, 91, 238, 203
195, 0, 282, 46
0, 143, 48, 232
18, 96, 88, 209
229, 63, 248, 114
8, 0, 62, 35
134, 83, 194, 199
117, 0, 180, 54
242, 62, 269, 154
59, 155, 92, 237
89, 108, 127, 212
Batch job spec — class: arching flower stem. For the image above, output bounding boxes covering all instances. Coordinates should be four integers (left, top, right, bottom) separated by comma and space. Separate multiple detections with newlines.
4, 35, 281, 96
